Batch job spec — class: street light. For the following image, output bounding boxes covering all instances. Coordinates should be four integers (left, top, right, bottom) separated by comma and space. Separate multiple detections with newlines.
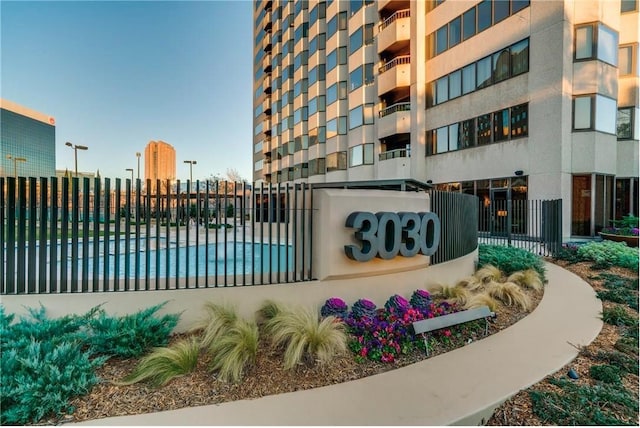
6, 155, 27, 179
65, 142, 88, 177
125, 168, 134, 182
135, 152, 141, 180
184, 160, 197, 184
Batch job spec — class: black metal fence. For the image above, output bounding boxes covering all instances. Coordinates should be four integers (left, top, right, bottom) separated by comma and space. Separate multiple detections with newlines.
429, 190, 479, 265
1, 177, 313, 294
478, 198, 563, 256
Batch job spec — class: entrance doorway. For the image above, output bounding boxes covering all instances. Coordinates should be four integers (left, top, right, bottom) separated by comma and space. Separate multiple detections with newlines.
490, 189, 509, 236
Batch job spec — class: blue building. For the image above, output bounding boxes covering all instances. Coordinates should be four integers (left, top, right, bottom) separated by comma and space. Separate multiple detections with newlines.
1, 99, 56, 179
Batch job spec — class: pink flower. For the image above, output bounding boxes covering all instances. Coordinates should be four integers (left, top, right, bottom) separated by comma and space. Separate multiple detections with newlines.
444, 329, 451, 337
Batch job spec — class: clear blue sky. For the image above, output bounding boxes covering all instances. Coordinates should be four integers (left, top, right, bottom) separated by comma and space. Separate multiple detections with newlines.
1, 0, 253, 182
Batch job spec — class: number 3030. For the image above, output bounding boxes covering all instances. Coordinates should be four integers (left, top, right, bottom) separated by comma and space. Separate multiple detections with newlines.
344, 211, 441, 262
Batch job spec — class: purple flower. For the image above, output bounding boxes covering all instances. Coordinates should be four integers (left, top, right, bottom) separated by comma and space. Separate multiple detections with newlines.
321, 297, 348, 318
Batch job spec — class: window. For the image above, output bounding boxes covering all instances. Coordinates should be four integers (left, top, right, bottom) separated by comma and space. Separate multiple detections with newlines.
327, 49, 337, 71
493, 108, 510, 141
512, 0, 530, 13
254, 141, 263, 153
493, 0, 510, 24
349, 143, 374, 167
510, 104, 528, 138
448, 123, 460, 151
621, 0, 637, 12
309, 157, 326, 176
364, 63, 374, 84
350, 0, 363, 16
254, 159, 264, 171
309, 33, 326, 56
462, 63, 476, 94
573, 96, 592, 130
309, 2, 325, 26
436, 127, 448, 153
349, 27, 363, 55
436, 26, 448, 55
294, 23, 308, 44
293, 78, 308, 97
449, 17, 461, 48
349, 105, 372, 129
436, 75, 448, 104
595, 95, 617, 134
462, 7, 476, 41
338, 47, 347, 64
575, 23, 619, 66
364, 23, 374, 45
477, 0, 492, 32
309, 126, 326, 146
327, 81, 347, 104
350, 66, 363, 91
327, 116, 347, 138
511, 39, 529, 75
477, 114, 492, 145
449, 69, 461, 99
327, 14, 338, 38
477, 56, 492, 89
309, 97, 318, 116
461, 119, 475, 148
294, 50, 308, 71
294, 135, 309, 151
616, 107, 633, 139
493, 49, 510, 83
618, 46, 633, 75
326, 151, 347, 171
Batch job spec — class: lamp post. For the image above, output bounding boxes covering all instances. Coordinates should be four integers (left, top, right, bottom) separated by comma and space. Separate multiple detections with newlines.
135, 152, 141, 180
125, 168, 134, 182
6, 155, 27, 179
65, 142, 88, 177
184, 160, 197, 184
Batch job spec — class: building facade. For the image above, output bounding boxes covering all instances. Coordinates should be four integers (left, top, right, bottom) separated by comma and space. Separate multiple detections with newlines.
252, 0, 639, 239
144, 140, 176, 194
0, 99, 56, 179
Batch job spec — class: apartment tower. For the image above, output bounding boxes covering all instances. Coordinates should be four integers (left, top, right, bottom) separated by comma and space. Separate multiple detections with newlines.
144, 140, 176, 194
252, 0, 639, 239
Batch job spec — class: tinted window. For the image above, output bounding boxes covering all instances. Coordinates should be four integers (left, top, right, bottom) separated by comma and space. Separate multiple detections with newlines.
493, 0, 510, 24
492, 49, 510, 82
477, 56, 492, 89
477, 114, 492, 144
512, 0, 530, 13
449, 69, 462, 99
350, 27, 363, 55
462, 63, 476, 94
493, 108, 509, 141
462, 8, 476, 40
436, 25, 448, 55
449, 17, 461, 48
511, 39, 529, 75
477, 0, 492, 32
511, 104, 528, 138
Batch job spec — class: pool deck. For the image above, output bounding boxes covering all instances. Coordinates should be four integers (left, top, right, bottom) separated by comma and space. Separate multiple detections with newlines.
70, 261, 603, 426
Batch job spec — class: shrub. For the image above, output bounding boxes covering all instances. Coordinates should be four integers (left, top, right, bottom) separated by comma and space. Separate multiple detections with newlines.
507, 269, 543, 291
86, 303, 180, 358
589, 364, 622, 384
120, 338, 200, 387
208, 318, 259, 383
597, 288, 639, 310
486, 281, 531, 310
320, 297, 349, 319
455, 276, 484, 292
601, 306, 638, 327
463, 293, 499, 312
577, 241, 639, 270
478, 244, 546, 282
594, 351, 638, 374
265, 306, 347, 369
197, 302, 238, 350
256, 299, 286, 327
1, 339, 106, 425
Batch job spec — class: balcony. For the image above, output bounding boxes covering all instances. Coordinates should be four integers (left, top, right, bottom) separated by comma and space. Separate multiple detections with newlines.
263, 0, 272, 12
262, 11, 272, 32
377, 102, 411, 138
263, 37, 272, 53
379, 147, 409, 161
377, 56, 410, 97
378, 9, 410, 54
378, 0, 410, 14
262, 55, 272, 74
263, 75, 272, 94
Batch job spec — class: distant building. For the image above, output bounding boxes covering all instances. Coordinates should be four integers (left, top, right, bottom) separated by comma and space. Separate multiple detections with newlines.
145, 140, 176, 194
0, 98, 56, 178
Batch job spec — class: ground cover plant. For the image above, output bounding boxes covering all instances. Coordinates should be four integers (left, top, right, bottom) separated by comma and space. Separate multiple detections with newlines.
477, 244, 547, 281
488, 245, 639, 426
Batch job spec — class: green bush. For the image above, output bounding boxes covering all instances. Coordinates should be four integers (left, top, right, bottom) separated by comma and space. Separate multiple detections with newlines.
597, 288, 639, 310
594, 351, 638, 374
589, 364, 622, 384
477, 245, 546, 282
577, 241, 639, 270
530, 378, 637, 425
208, 318, 259, 383
601, 306, 638, 327
86, 303, 180, 358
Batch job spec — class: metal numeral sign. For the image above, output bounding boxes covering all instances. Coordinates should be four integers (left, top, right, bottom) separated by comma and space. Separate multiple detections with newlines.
344, 211, 441, 262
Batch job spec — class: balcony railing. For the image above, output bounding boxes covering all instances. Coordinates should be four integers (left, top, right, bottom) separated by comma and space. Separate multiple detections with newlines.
379, 102, 411, 118
379, 9, 410, 31
379, 55, 410, 74
379, 148, 410, 161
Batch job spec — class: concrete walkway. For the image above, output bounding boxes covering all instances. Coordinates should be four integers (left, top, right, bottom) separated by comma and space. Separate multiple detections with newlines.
74, 262, 602, 426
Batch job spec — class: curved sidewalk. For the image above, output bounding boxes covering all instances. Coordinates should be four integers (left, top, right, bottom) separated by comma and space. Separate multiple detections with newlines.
76, 262, 602, 426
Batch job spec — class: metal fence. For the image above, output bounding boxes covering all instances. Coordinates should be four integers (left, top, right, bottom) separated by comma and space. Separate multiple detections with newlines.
429, 190, 479, 265
478, 198, 563, 256
1, 177, 313, 294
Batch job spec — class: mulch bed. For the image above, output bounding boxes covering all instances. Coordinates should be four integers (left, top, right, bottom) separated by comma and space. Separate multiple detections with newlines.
54, 287, 546, 425
486, 260, 639, 426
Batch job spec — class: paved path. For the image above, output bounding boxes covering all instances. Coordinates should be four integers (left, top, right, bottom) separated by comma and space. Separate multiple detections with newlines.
73, 262, 602, 426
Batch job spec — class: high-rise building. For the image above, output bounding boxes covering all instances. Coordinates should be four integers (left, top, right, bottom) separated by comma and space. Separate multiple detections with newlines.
144, 140, 176, 194
0, 98, 56, 179
252, 0, 639, 239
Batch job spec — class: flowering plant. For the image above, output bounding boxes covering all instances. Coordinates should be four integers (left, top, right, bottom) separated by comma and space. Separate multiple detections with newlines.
602, 215, 640, 236
384, 294, 411, 315
409, 289, 432, 313
351, 299, 377, 320
320, 297, 349, 319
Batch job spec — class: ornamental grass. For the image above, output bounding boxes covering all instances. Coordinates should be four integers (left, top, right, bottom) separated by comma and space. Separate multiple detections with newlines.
464, 293, 500, 312
474, 264, 503, 284
255, 299, 287, 327
119, 338, 200, 388
429, 283, 471, 306
208, 318, 259, 383
486, 281, 531, 310
456, 275, 484, 292
264, 305, 347, 370
196, 302, 238, 350
507, 269, 544, 291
